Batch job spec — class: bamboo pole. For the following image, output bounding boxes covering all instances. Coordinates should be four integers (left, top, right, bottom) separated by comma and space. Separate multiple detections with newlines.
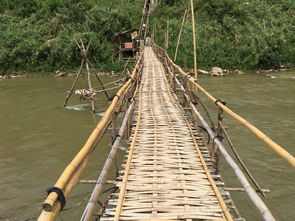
190, 0, 198, 80
174, 8, 187, 62
93, 70, 110, 100
157, 45, 295, 168
85, 61, 95, 112
219, 121, 266, 198
113, 81, 143, 221
166, 67, 275, 220
63, 59, 85, 107
169, 89, 233, 221
80, 95, 137, 221
165, 19, 169, 49
190, 104, 276, 221
225, 187, 270, 193
38, 53, 143, 221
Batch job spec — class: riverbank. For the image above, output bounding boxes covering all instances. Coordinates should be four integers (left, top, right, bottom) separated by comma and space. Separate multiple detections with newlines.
2, 67, 294, 80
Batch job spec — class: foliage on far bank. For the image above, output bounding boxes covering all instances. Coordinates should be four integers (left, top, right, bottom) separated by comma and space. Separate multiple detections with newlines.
0, 0, 142, 73
151, 0, 295, 70
0, 0, 295, 73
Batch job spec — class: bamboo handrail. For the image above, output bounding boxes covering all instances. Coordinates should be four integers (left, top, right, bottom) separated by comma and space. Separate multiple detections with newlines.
80, 92, 137, 221
167, 79, 233, 221
113, 77, 144, 221
170, 72, 275, 220
154, 44, 295, 168
38, 53, 143, 221
190, 104, 276, 221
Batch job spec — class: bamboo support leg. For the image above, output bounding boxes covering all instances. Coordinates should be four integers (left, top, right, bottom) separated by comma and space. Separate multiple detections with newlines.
63, 59, 85, 107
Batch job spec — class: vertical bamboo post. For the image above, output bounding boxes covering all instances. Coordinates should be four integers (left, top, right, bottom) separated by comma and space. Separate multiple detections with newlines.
86, 62, 95, 112
190, 0, 197, 80
152, 26, 155, 43
174, 8, 188, 62
165, 19, 169, 49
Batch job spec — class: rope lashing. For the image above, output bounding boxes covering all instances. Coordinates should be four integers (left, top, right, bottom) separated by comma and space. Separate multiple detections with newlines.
111, 134, 122, 145
213, 135, 224, 142
46, 187, 66, 211
125, 76, 135, 83
215, 98, 227, 106
108, 94, 121, 101
185, 72, 194, 79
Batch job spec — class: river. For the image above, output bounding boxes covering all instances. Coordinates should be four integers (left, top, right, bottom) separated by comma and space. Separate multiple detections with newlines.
0, 72, 294, 220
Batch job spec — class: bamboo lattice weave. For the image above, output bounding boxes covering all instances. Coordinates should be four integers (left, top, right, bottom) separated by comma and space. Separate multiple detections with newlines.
101, 47, 228, 221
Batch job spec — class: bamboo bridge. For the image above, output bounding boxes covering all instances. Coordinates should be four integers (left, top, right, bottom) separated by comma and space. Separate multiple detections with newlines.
37, 1, 295, 221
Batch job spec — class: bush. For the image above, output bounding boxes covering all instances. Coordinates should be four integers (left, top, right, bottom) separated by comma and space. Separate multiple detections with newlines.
0, 0, 142, 74
150, 0, 295, 69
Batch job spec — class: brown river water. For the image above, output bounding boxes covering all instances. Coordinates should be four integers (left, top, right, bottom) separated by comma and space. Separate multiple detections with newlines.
0, 72, 294, 220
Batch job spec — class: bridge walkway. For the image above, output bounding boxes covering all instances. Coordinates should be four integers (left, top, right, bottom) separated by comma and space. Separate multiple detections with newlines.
101, 47, 231, 221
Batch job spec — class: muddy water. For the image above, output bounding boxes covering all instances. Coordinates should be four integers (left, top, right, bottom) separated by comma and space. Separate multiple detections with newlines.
0, 72, 294, 220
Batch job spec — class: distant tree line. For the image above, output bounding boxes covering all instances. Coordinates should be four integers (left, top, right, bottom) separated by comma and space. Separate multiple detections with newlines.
151, 0, 295, 69
0, 0, 294, 73
0, 0, 142, 73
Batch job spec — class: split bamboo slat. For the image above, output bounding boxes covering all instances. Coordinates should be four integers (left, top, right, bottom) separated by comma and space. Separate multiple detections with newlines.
155, 45, 295, 168
101, 47, 231, 221
38, 54, 143, 221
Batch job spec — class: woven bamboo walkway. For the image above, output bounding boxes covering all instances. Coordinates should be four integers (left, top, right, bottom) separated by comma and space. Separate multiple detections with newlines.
101, 47, 230, 221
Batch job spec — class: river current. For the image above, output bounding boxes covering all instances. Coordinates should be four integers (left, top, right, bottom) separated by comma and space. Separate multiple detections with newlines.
0, 72, 294, 220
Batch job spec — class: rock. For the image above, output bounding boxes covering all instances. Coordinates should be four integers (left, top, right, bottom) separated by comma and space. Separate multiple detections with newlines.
233, 69, 244, 75
210, 67, 224, 77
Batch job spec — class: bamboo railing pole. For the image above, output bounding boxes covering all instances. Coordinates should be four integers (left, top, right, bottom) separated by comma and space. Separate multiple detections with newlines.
190, 0, 197, 80
39, 154, 90, 220
169, 89, 233, 221
190, 104, 276, 221
80, 98, 136, 221
167, 70, 275, 220
113, 82, 143, 221
174, 8, 187, 62
39, 54, 143, 219
160, 48, 295, 168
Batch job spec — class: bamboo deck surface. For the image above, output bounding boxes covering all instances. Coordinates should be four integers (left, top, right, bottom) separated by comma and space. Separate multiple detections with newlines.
101, 47, 229, 221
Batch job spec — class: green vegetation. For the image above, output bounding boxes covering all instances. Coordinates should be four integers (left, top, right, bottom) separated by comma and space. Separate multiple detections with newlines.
0, 0, 142, 73
0, 0, 294, 73
151, 0, 295, 70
